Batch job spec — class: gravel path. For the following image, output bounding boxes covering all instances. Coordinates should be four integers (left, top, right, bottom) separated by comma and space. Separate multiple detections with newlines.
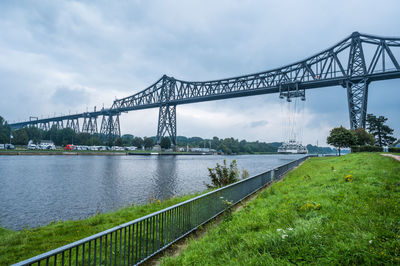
382, 154, 400, 161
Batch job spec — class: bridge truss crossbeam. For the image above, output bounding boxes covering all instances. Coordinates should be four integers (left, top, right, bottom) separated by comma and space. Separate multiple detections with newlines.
8, 32, 400, 143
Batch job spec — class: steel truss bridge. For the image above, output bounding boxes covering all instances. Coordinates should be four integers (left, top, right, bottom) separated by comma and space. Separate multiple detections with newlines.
9, 32, 400, 145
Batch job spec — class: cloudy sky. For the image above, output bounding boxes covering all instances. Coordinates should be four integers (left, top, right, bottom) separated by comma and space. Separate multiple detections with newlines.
1, 0, 399, 145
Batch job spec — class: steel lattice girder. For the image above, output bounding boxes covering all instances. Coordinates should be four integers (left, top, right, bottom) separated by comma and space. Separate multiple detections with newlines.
110, 32, 400, 114
157, 105, 177, 145
346, 80, 369, 129
9, 32, 400, 136
66, 118, 80, 133
82, 115, 98, 134
100, 113, 121, 141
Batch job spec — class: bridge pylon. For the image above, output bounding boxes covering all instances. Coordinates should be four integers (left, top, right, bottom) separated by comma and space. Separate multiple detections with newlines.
100, 112, 121, 144
156, 104, 177, 146
82, 114, 98, 134
156, 76, 177, 146
66, 118, 80, 133
346, 32, 369, 129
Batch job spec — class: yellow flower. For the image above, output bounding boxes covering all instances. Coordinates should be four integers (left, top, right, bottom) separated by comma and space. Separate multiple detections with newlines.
345, 175, 353, 182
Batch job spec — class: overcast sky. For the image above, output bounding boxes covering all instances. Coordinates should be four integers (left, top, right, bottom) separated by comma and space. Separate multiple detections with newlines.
1, 0, 399, 145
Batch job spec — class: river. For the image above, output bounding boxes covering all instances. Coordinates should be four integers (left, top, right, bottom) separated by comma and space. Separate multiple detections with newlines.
0, 154, 303, 230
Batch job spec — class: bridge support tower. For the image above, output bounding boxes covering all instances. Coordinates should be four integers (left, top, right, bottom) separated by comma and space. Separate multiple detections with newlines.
156, 104, 177, 146
156, 76, 177, 146
346, 32, 369, 129
100, 112, 121, 144
66, 118, 80, 133
82, 115, 98, 134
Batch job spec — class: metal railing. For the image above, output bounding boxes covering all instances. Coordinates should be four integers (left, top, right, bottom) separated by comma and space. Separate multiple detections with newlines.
13, 155, 312, 266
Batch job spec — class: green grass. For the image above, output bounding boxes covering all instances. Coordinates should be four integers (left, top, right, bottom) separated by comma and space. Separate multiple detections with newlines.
162, 153, 400, 265
0, 193, 201, 265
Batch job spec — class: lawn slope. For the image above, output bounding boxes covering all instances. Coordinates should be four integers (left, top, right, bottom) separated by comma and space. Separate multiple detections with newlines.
0, 193, 200, 265
162, 153, 400, 265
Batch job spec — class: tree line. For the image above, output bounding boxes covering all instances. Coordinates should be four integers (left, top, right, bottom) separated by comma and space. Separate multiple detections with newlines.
327, 114, 397, 155
1, 115, 337, 153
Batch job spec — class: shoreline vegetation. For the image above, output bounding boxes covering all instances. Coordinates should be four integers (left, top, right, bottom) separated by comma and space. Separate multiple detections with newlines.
0, 192, 204, 265
160, 153, 400, 265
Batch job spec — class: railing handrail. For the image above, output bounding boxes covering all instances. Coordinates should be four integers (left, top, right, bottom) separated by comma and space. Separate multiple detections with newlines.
13, 155, 312, 266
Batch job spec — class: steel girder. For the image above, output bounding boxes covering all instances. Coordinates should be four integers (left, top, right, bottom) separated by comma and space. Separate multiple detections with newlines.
157, 105, 177, 146
156, 79, 177, 145
100, 113, 121, 142
9, 32, 400, 137
346, 33, 369, 129
109, 32, 400, 131
82, 115, 98, 134
111, 33, 400, 113
66, 118, 80, 133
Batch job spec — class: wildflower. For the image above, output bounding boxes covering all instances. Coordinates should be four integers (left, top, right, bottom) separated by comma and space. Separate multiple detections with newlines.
277, 228, 283, 232
345, 175, 353, 182
282, 234, 288, 239
369, 240, 373, 244
220, 196, 224, 199
287, 228, 293, 231
157, 200, 161, 204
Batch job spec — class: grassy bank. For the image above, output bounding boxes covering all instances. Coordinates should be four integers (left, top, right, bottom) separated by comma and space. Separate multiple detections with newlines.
0, 193, 201, 265
162, 153, 400, 265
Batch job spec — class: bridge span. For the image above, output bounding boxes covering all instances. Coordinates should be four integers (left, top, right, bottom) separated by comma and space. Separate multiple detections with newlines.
9, 32, 400, 144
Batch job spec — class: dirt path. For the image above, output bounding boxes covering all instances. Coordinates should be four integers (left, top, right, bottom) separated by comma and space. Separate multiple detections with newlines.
382, 153, 400, 161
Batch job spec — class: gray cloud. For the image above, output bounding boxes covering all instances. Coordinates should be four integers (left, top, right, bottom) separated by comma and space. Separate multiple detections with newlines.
249, 120, 268, 128
51, 86, 90, 108
1, 0, 400, 144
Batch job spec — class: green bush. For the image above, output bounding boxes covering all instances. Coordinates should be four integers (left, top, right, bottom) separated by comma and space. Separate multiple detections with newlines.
206, 159, 240, 188
388, 147, 400, 153
351, 145, 382, 153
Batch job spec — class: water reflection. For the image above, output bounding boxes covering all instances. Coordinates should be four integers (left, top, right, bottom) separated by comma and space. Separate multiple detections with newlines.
0, 154, 303, 229
152, 156, 178, 200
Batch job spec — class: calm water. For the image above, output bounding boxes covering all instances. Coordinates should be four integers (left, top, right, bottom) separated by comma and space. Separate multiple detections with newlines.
0, 154, 303, 230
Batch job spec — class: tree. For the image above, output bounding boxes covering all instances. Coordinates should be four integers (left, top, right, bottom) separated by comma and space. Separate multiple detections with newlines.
115, 137, 123, 147
143, 137, 154, 149
12, 128, 29, 145
122, 134, 134, 146
206, 159, 240, 188
366, 114, 397, 147
352, 128, 375, 146
327, 126, 354, 156
132, 137, 144, 149
0, 116, 11, 143
26, 126, 43, 143
160, 136, 171, 149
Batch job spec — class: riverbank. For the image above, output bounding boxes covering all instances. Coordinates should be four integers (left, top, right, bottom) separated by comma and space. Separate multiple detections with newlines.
161, 153, 400, 265
0, 149, 334, 156
0, 150, 216, 156
0, 192, 203, 265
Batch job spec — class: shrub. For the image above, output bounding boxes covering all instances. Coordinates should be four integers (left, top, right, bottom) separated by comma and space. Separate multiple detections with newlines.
388, 147, 400, 153
351, 145, 382, 153
206, 159, 240, 188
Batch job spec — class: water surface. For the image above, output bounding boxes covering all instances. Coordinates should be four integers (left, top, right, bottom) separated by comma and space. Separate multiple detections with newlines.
0, 154, 303, 230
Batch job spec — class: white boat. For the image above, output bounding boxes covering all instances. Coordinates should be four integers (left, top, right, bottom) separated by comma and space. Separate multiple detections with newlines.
278, 139, 308, 154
